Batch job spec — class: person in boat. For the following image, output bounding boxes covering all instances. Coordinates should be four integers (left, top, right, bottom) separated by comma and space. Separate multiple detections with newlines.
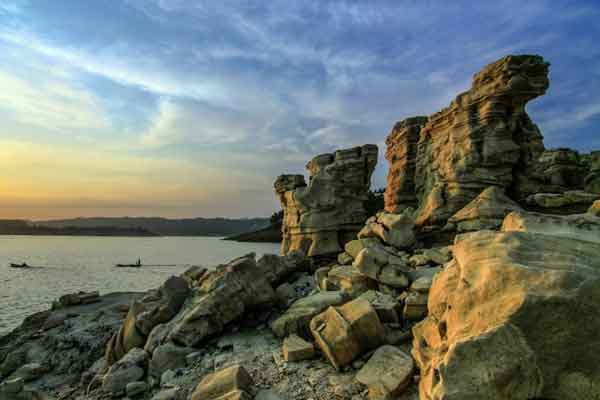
136, 258, 141, 266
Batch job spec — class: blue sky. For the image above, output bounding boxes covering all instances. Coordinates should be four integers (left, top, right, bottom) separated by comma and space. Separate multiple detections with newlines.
0, 0, 599, 219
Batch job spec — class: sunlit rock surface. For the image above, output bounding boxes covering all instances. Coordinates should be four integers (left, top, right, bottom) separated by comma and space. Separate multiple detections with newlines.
275, 144, 378, 257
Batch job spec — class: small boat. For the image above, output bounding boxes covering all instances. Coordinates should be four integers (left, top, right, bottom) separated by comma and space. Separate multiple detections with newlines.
115, 259, 142, 268
9, 263, 31, 269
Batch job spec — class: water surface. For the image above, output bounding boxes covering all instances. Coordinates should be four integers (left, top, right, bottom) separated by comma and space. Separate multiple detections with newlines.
0, 235, 280, 335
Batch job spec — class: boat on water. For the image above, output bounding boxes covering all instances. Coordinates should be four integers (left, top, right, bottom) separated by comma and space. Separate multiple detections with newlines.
115, 259, 142, 268
9, 263, 31, 268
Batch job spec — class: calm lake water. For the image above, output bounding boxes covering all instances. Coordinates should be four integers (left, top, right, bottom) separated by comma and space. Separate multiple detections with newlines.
0, 235, 281, 336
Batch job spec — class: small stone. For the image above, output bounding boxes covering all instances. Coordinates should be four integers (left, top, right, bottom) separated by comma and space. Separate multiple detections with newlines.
13, 363, 45, 381
126, 381, 148, 397
338, 252, 354, 265
151, 387, 182, 400
283, 335, 315, 362
190, 365, 254, 400
255, 389, 284, 400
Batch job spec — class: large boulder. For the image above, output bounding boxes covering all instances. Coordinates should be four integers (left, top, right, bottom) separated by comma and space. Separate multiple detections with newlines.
168, 254, 275, 347
106, 277, 190, 364
310, 297, 385, 370
271, 291, 347, 338
412, 227, 600, 400
275, 144, 378, 257
446, 186, 522, 232
256, 251, 313, 286
102, 348, 148, 397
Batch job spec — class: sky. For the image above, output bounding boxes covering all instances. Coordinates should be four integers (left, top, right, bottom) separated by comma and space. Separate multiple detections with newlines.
0, 0, 599, 220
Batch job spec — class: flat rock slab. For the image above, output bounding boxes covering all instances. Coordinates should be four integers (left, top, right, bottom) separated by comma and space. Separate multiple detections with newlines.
356, 345, 414, 399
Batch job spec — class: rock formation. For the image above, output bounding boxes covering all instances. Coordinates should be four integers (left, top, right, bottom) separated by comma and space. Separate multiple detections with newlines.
586, 151, 600, 193
275, 144, 378, 257
384, 117, 428, 213
385, 55, 553, 228
412, 213, 600, 399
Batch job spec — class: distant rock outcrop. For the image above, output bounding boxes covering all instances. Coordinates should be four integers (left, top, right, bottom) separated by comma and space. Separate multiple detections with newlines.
275, 144, 378, 257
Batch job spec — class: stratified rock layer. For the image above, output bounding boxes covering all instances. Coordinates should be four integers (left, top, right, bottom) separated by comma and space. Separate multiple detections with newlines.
385, 55, 551, 228
586, 151, 600, 194
275, 144, 378, 257
384, 117, 428, 213
412, 227, 600, 400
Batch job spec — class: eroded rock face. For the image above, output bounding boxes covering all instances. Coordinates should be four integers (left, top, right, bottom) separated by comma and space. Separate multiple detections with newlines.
384, 117, 428, 213
586, 151, 600, 194
384, 55, 552, 229
412, 229, 600, 400
446, 186, 523, 232
275, 144, 378, 257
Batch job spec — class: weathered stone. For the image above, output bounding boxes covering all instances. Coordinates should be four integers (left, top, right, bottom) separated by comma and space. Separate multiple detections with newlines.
447, 186, 523, 232
126, 381, 148, 397
275, 144, 378, 257
151, 387, 183, 400
106, 276, 190, 364
384, 117, 429, 212
256, 251, 313, 286
310, 297, 385, 370
191, 365, 254, 400
502, 210, 600, 244
327, 265, 378, 297
353, 249, 409, 289
255, 389, 284, 400
525, 190, 600, 210
282, 334, 315, 362
359, 210, 416, 250
410, 276, 433, 293
344, 238, 381, 259
412, 229, 600, 400
337, 252, 353, 265
102, 348, 148, 397
271, 291, 347, 338
358, 291, 401, 324
149, 342, 194, 379
168, 254, 275, 347
402, 292, 428, 321
356, 345, 414, 399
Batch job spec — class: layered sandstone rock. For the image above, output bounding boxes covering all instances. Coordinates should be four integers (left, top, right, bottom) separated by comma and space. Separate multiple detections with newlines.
585, 151, 600, 194
275, 144, 378, 257
412, 225, 600, 399
446, 186, 523, 232
384, 117, 428, 213
384, 55, 551, 228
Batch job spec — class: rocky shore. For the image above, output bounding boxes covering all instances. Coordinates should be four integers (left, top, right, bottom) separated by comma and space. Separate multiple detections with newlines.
2, 54, 600, 400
